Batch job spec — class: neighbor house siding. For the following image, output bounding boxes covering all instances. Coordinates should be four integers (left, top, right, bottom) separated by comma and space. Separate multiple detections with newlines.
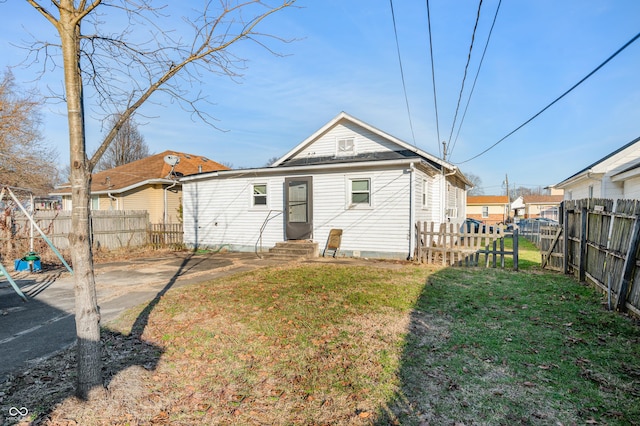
625, 176, 640, 199
562, 181, 601, 201
118, 186, 164, 223
557, 138, 640, 200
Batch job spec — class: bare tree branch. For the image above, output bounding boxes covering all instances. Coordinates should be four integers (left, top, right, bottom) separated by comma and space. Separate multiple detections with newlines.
21, 0, 298, 399
89, 0, 297, 168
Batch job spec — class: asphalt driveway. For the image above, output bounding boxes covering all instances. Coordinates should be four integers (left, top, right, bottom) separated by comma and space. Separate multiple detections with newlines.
0, 252, 283, 380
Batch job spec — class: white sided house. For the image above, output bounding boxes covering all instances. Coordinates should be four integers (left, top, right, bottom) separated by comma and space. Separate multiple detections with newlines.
554, 136, 640, 200
181, 112, 471, 259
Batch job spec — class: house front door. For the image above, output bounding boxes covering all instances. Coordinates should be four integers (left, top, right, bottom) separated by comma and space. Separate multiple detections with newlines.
284, 177, 313, 240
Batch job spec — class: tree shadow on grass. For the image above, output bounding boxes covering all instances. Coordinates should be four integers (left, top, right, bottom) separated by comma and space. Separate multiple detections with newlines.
0, 253, 197, 425
373, 266, 536, 425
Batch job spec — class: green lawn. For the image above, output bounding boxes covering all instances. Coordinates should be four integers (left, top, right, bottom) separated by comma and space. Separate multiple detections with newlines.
4, 241, 639, 425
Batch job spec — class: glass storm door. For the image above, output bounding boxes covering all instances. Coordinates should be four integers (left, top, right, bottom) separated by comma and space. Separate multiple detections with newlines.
285, 177, 313, 240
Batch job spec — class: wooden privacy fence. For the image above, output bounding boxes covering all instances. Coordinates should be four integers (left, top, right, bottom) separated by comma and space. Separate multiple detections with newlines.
148, 223, 184, 249
540, 224, 564, 270
542, 198, 640, 316
2, 210, 154, 261
415, 221, 517, 269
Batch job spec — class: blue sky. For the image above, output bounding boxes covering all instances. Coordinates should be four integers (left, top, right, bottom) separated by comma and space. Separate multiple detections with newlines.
1, 1, 639, 195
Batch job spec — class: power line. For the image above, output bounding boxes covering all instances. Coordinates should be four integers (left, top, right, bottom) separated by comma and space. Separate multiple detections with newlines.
449, 0, 501, 158
446, 0, 483, 156
425, 0, 442, 158
455, 30, 640, 165
389, 0, 417, 145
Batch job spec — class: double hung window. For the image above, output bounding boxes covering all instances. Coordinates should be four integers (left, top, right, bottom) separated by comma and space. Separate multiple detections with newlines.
252, 183, 267, 207
350, 178, 371, 206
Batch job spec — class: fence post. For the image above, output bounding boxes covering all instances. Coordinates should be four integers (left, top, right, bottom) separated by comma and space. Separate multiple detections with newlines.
513, 229, 519, 271
579, 207, 587, 282
563, 205, 569, 274
415, 222, 421, 262
616, 215, 640, 312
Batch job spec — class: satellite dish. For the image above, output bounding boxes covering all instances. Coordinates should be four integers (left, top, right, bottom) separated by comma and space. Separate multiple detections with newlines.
164, 155, 180, 166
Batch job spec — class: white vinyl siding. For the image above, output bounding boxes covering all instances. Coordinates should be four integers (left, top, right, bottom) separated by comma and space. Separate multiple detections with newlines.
313, 169, 411, 256
624, 176, 640, 199
183, 167, 414, 258
183, 178, 284, 250
290, 122, 403, 160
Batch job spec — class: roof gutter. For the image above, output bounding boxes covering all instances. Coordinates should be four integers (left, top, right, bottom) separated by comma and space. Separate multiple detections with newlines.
180, 158, 431, 183
555, 168, 603, 188
50, 178, 177, 196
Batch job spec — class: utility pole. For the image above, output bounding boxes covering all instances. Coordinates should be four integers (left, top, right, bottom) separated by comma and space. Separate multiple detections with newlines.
504, 173, 510, 223
442, 141, 447, 161
505, 173, 509, 201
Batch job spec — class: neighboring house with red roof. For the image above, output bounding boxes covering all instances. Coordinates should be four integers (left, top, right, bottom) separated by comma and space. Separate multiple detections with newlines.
466, 195, 510, 225
553, 136, 640, 201
51, 151, 228, 224
511, 194, 564, 221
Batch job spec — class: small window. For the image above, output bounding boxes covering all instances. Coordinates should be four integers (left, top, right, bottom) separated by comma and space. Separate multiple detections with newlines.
91, 195, 99, 210
588, 185, 594, 199
351, 179, 370, 205
422, 179, 429, 208
252, 183, 267, 207
482, 206, 489, 218
337, 138, 355, 156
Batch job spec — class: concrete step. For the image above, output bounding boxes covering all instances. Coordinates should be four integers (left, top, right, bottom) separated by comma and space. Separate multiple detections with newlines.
262, 241, 318, 260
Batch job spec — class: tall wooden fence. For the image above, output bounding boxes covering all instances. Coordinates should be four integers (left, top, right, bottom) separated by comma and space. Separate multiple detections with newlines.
541, 199, 640, 316
1, 210, 153, 262
415, 221, 517, 269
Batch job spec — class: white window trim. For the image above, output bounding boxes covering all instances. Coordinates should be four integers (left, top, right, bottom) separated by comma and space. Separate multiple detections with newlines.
422, 179, 430, 209
250, 182, 269, 209
482, 206, 489, 218
346, 176, 373, 209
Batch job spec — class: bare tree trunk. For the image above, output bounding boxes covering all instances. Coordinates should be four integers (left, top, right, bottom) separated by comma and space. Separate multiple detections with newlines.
26, 0, 297, 400
58, 2, 103, 399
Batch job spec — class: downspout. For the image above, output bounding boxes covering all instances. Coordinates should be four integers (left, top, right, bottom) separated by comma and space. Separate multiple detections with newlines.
408, 163, 416, 260
164, 180, 178, 225
107, 192, 118, 210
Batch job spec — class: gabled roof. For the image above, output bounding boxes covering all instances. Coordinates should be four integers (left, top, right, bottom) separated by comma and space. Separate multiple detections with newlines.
467, 195, 509, 204
182, 112, 473, 187
555, 136, 640, 188
271, 111, 452, 171
522, 195, 563, 204
52, 150, 228, 195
